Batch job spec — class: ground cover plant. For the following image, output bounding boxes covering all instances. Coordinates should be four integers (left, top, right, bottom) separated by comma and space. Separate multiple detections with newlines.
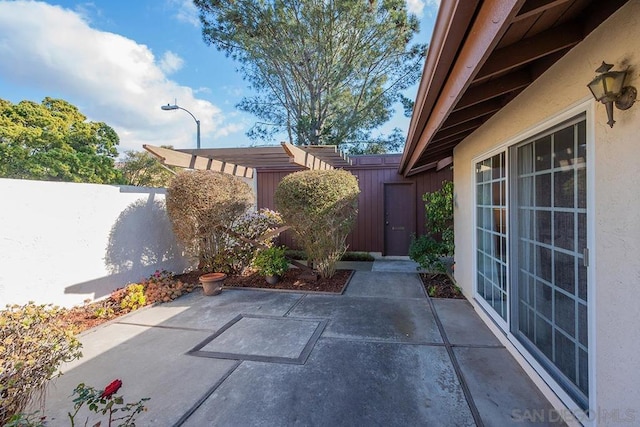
275, 169, 359, 278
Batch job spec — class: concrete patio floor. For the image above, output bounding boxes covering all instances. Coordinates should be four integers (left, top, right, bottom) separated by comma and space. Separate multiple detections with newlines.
43, 261, 563, 426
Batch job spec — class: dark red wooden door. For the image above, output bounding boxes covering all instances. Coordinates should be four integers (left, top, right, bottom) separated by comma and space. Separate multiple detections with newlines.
384, 183, 415, 256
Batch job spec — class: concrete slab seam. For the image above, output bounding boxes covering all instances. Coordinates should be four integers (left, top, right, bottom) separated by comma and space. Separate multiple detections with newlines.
187, 314, 329, 365
450, 343, 505, 349
335, 294, 428, 301
320, 335, 447, 347
283, 293, 307, 317
426, 295, 485, 427
115, 321, 213, 333
172, 360, 242, 427
417, 273, 429, 298
222, 286, 338, 296
339, 270, 356, 294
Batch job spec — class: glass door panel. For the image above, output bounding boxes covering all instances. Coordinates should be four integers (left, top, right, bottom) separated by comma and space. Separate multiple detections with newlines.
512, 119, 588, 409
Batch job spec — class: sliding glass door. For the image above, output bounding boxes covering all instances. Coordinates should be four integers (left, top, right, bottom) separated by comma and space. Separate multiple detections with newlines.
511, 118, 588, 409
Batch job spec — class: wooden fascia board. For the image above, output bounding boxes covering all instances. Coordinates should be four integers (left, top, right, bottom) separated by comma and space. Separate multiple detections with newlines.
143, 144, 255, 179
399, 0, 480, 174
281, 143, 334, 170
403, 0, 525, 176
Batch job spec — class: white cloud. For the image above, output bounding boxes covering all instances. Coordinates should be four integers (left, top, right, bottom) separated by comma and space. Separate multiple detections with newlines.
406, 0, 425, 16
0, 1, 240, 152
169, 0, 200, 27
406, 0, 440, 17
159, 51, 184, 74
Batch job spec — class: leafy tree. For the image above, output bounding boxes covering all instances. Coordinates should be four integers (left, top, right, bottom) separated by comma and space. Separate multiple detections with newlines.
343, 127, 405, 155
119, 148, 177, 187
194, 0, 425, 147
0, 97, 122, 183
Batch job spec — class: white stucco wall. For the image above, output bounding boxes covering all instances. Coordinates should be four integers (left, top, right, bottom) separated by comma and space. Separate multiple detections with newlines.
452, 1, 640, 424
0, 179, 191, 308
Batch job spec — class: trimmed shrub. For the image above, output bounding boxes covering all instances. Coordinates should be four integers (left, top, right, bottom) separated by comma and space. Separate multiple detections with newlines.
166, 170, 253, 273
274, 169, 359, 278
1, 303, 82, 424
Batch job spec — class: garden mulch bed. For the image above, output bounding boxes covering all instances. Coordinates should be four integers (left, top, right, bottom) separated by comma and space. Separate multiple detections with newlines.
420, 273, 464, 299
177, 268, 352, 293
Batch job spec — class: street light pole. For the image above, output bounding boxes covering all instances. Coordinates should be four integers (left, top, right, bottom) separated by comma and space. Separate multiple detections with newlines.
160, 102, 201, 149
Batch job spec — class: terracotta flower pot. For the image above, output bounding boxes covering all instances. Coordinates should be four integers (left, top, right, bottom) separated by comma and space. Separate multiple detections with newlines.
199, 272, 226, 296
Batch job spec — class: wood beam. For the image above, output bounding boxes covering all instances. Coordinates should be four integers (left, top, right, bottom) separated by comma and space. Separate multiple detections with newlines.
431, 118, 485, 143
455, 70, 531, 111
143, 145, 254, 179
406, 161, 438, 176
441, 99, 503, 130
281, 143, 334, 170
514, 0, 572, 22
437, 156, 454, 171
475, 22, 582, 81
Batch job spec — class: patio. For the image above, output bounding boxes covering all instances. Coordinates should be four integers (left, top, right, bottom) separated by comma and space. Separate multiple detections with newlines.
43, 260, 563, 426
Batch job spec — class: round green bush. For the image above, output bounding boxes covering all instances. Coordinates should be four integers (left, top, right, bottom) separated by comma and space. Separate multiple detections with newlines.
166, 170, 253, 272
274, 169, 359, 278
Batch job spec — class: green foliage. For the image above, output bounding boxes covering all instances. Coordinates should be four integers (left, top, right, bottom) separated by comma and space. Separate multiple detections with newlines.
3, 411, 45, 427
343, 128, 405, 155
0, 97, 122, 183
275, 169, 359, 278
227, 209, 284, 272
423, 180, 454, 255
0, 303, 82, 424
194, 0, 425, 147
166, 170, 254, 273
118, 148, 177, 187
67, 381, 149, 427
409, 235, 447, 273
285, 250, 374, 262
118, 284, 146, 312
252, 246, 289, 277
410, 181, 454, 272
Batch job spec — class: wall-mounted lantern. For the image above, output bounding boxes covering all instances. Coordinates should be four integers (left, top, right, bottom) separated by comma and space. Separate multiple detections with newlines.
587, 61, 636, 127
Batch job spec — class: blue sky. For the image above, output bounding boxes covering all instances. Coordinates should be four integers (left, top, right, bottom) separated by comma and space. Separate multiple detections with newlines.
0, 0, 439, 154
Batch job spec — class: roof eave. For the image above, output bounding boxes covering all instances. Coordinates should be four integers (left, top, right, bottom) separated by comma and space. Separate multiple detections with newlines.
400, 0, 525, 177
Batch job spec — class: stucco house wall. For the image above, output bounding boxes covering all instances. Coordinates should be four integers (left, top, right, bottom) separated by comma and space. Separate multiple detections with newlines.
453, 1, 640, 423
0, 179, 191, 308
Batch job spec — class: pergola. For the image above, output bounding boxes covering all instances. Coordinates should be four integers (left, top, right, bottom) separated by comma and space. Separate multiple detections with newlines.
143, 143, 351, 179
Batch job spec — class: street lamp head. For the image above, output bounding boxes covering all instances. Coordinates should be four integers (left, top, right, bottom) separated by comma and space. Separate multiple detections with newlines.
161, 104, 179, 111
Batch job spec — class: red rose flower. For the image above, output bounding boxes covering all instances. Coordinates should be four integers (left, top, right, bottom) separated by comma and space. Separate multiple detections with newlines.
100, 379, 123, 399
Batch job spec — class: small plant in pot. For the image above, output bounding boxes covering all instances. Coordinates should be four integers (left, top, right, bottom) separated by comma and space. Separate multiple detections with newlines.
252, 246, 289, 284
